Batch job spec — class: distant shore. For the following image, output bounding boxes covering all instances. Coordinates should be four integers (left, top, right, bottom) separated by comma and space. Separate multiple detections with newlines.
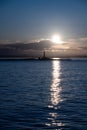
0, 57, 87, 61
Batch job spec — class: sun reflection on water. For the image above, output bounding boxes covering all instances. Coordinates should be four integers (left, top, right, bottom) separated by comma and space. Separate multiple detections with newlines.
50, 60, 62, 107
46, 60, 65, 129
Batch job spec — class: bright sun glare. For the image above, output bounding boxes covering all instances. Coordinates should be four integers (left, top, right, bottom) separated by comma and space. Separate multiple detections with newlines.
51, 35, 62, 44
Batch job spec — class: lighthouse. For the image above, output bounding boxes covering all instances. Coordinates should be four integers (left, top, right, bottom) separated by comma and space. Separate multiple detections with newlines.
38, 50, 50, 60
43, 51, 46, 58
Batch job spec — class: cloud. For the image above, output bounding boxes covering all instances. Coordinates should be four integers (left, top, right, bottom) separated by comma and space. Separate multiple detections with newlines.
0, 40, 22, 44
64, 37, 87, 50
0, 40, 54, 57
10, 40, 53, 50
79, 37, 87, 41
0, 38, 87, 58
67, 37, 87, 44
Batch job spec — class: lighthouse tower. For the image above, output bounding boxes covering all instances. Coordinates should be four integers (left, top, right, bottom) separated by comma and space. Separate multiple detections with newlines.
38, 50, 49, 60
43, 51, 46, 58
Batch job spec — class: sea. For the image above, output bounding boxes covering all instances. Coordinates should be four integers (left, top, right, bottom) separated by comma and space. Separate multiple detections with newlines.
0, 59, 87, 130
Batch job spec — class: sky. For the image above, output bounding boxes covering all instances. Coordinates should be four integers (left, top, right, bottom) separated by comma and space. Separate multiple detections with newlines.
0, 0, 87, 58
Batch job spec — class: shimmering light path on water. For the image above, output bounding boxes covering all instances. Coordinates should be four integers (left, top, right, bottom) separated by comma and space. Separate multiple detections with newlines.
47, 60, 64, 128
0, 59, 87, 130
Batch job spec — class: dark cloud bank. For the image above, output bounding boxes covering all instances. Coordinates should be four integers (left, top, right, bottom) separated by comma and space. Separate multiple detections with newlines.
0, 40, 53, 58
0, 40, 87, 58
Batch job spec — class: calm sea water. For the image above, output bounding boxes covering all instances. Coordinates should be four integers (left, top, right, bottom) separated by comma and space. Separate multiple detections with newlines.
0, 59, 87, 130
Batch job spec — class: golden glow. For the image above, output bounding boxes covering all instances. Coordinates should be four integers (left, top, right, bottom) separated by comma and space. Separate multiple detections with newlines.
51, 34, 62, 44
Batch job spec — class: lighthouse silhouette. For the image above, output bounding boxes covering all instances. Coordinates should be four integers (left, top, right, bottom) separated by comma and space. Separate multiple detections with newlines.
43, 51, 46, 58
40, 51, 49, 60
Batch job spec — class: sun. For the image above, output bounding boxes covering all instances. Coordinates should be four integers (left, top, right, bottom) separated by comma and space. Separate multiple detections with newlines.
51, 34, 62, 44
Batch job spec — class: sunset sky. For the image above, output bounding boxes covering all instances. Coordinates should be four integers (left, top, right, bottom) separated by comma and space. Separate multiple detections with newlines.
0, 0, 87, 57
